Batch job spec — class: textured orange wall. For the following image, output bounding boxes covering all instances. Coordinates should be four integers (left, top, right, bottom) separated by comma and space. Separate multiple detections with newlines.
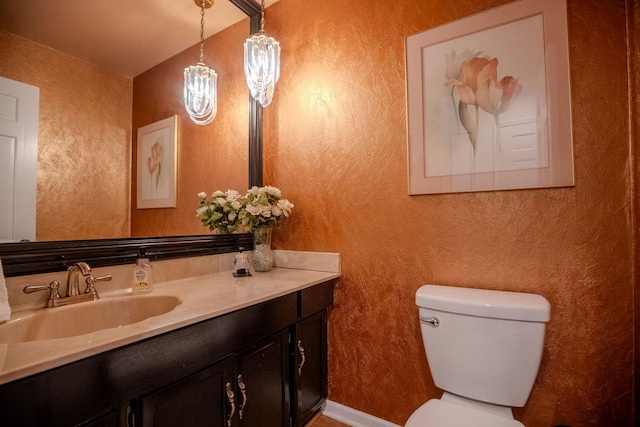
131, 21, 249, 237
261, 0, 634, 425
127, 0, 634, 423
631, 0, 640, 418
0, 31, 132, 241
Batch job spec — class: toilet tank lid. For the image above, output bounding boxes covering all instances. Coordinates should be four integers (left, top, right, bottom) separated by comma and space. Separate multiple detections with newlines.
416, 285, 550, 322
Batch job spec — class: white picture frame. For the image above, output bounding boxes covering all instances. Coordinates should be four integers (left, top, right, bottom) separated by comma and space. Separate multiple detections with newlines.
136, 115, 178, 209
406, 0, 574, 194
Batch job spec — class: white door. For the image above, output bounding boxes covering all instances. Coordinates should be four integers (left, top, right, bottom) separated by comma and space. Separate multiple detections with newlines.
0, 77, 39, 243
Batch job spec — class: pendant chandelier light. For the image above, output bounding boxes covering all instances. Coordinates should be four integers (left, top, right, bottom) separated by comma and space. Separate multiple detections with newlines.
184, 0, 217, 125
244, 0, 281, 107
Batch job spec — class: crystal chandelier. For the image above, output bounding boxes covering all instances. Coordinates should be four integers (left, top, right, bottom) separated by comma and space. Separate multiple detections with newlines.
184, 0, 217, 125
244, 0, 281, 107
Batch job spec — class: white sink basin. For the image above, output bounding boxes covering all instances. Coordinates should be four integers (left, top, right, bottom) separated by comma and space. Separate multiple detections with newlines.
0, 295, 181, 344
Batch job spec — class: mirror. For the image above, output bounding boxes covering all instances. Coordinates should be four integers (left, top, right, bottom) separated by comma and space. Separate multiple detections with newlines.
0, 0, 264, 243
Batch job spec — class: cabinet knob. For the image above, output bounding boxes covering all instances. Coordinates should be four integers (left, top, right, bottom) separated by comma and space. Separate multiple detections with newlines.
226, 382, 235, 427
297, 340, 306, 376
237, 374, 248, 419
126, 403, 136, 427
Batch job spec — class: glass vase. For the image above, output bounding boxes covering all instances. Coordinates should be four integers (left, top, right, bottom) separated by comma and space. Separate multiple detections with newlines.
252, 227, 274, 272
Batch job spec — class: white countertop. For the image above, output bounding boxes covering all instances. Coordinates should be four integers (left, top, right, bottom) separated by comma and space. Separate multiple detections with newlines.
0, 252, 340, 385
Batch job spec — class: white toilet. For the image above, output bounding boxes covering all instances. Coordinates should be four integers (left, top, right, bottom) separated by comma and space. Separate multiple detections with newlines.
406, 284, 550, 427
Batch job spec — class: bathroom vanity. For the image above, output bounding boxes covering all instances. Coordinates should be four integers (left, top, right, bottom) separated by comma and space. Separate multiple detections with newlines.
0, 253, 339, 427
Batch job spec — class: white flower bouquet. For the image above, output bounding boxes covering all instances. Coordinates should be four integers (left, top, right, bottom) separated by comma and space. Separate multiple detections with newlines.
239, 186, 294, 232
196, 190, 243, 233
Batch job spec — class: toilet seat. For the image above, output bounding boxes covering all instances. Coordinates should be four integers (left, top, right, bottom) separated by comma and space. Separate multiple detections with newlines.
405, 399, 524, 427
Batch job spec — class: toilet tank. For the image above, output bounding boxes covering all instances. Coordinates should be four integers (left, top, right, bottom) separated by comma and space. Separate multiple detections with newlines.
416, 285, 550, 408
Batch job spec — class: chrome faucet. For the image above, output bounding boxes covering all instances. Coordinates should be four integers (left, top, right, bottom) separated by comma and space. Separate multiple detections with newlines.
23, 262, 112, 308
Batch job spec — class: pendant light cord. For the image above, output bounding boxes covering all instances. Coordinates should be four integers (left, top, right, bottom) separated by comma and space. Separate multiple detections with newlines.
260, 0, 265, 33
199, 0, 206, 64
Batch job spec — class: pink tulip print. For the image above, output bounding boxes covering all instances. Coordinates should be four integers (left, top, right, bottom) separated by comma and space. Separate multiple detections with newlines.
137, 116, 177, 208
147, 139, 164, 192
444, 50, 522, 154
406, 8, 571, 193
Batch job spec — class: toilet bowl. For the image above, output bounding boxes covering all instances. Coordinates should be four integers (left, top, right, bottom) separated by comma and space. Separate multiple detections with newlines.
406, 285, 550, 427
406, 397, 523, 427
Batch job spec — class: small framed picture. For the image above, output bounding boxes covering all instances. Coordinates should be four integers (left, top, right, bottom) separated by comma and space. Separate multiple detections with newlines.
137, 115, 178, 209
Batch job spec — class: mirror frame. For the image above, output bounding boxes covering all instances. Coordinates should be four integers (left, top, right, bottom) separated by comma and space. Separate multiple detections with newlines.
0, 0, 264, 277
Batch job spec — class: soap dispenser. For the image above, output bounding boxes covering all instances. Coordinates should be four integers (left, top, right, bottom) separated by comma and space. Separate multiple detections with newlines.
132, 248, 154, 294
233, 247, 252, 277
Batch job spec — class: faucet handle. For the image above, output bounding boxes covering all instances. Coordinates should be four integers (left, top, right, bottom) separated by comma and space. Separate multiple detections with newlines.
84, 274, 112, 299
23, 281, 61, 308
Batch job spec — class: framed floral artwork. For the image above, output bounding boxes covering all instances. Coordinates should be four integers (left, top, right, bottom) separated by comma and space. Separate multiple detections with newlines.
136, 115, 178, 209
406, 0, 573, 194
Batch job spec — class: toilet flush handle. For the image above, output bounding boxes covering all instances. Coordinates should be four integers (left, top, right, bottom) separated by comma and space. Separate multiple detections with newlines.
420, 316, 439, 327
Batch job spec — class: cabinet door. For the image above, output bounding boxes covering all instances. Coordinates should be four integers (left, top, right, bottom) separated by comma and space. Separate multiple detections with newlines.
77, 409, 119, 427
293, 311, 328, 426
139, 357, 234, 427
235, 330, 291, 427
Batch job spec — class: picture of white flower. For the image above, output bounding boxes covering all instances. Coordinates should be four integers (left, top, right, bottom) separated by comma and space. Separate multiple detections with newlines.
137, 116, 177, 209
421, 14, 547, 177
406, 0, 574, 194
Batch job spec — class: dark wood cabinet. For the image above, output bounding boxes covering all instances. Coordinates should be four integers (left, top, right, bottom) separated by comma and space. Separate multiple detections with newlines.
293, 311, 328, 426
0, 280, 334, 427
78, 410, 120, 427
136, 330, 293, 427
139, 357, 234, 427
234, 330, 291, 427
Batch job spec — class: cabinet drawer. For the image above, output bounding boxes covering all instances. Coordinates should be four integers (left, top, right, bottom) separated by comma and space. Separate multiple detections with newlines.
139, 357, 233, 427
299, 280, 334, 319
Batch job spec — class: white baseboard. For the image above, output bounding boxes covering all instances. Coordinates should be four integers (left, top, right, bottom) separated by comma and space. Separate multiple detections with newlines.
322, 400, 402, 427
